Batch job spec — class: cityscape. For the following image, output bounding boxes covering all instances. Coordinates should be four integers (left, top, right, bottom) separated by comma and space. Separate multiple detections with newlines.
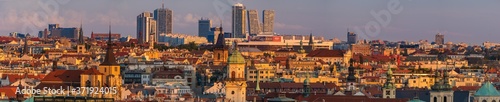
1, 0, 500, 102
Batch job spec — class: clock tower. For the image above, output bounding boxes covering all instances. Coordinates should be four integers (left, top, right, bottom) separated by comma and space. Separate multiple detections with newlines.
224, 42, 246, 102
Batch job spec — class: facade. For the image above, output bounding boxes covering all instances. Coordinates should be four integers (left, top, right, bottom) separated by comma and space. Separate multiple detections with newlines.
198, 18, 211, 40
347, 31, 357, 44
262, 10, 275, 34
157, 33, 208, 46
137, 12, 157, 44
90, 32, 121, 41
232, 3, 247, 38
51, 28, 79, 39
247, 10, 261, 35
435, 33, 444, 45
154, 5, 173, 34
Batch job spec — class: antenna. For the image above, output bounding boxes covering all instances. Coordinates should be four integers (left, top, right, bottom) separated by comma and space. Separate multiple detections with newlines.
162, 0, 165, 9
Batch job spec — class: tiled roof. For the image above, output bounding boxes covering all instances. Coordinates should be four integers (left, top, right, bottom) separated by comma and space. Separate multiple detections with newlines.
82, 68, 104, 75
40, 70, 83, 82
306, 49, 345, 57
1, 74, 46, 83
0, 86, 18, 98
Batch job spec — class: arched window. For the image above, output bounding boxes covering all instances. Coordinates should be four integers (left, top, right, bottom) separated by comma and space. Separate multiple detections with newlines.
86, 80, 91, 87
492, 100, 496, 102
217, 53, 221, 60
434, 97, 437, 102
482, 100, 487, 102
231, 71, 236, 79
231, 91, 235, 95
444, 96, 447, 102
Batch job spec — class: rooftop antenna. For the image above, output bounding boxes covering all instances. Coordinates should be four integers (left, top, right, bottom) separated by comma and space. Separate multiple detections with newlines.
162, 0, 165, 9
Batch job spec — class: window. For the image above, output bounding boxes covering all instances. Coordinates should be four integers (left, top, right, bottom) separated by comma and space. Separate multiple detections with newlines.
385, 91, 390, 95
231, 91, 235, 95
217, 53, 221, 60
434, 97, 437, 102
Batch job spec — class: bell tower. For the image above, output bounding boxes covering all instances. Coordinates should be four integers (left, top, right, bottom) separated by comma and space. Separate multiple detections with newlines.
213, 25, 228, 65
77, 21, 86, 53
383, 64, 396, 98
224, 42, 246, 102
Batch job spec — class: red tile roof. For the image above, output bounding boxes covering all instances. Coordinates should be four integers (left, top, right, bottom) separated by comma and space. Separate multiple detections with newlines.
1, 74, 46, 83
306, 49, 345, 57
82, 68, 104, 75
0, 86, 18, 98
40, 70, 83, 82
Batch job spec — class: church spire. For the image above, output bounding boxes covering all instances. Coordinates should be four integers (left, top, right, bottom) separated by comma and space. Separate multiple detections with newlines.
100, 24, 118, 65
308, 33, 313, 46
22, 33, 30, 56
346, 58, 356, 82
78, 20, 84, 45
298, 40, 305, 54
383, 64, 394, 89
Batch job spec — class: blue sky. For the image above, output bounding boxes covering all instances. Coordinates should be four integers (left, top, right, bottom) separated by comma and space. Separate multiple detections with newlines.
0, 0, 499, 45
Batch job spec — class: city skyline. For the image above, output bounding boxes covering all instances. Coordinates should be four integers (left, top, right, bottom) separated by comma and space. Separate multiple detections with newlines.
0, 0, 500, 44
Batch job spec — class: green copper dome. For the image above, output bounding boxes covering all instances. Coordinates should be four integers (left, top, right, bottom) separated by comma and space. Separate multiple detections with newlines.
475, 82, 500, 96
228, 49, 246, 64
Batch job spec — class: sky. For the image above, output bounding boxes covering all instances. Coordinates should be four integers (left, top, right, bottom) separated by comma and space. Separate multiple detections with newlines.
0, 0, 499, 45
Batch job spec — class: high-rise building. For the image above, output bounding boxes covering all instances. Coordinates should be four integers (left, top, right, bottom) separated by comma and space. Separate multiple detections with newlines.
262, 10, 275, 34
51, 27, 79, 39
435, 33, 444, 45
48, 24, 59, 31
137, 12, 157, 44
347, 31, 357, 44
198, 18, 211, 39
154, 4, 173, 35
247, 10, 261, 35
232, 3, 246, 38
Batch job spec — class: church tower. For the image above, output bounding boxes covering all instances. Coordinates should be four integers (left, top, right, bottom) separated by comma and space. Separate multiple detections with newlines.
429, 70, 453, 102
77, 22, 86, 53
96, 25, 122, 99
345, 59, 357, 92
224, 42, 246, 102
296, 40, 306, 59
382, 64, 396, 98
213, 26, 228, 65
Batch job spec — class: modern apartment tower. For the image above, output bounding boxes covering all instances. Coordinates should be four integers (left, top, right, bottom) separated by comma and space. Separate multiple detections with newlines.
137, 12, 157, 44
247, 10, 261, 35
435, 33, 444, 45
262, 10, 275, 34
154, 4, 173, 34
232, 3, 247, 38
347, 31, 357, 44
198, 18, 212, 38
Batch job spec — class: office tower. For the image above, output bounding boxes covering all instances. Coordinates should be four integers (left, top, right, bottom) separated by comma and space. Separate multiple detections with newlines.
48, 24, 59, 31
232, 3, 246, 38
435, 33, 444, 45
154, 4, 173, 34
137, 12, 157, 44
347, 31, 357, 44
51, 28, 78, 39
198, 18, 212, 38
247, 10, 261, 35
262, 10, 275, 34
